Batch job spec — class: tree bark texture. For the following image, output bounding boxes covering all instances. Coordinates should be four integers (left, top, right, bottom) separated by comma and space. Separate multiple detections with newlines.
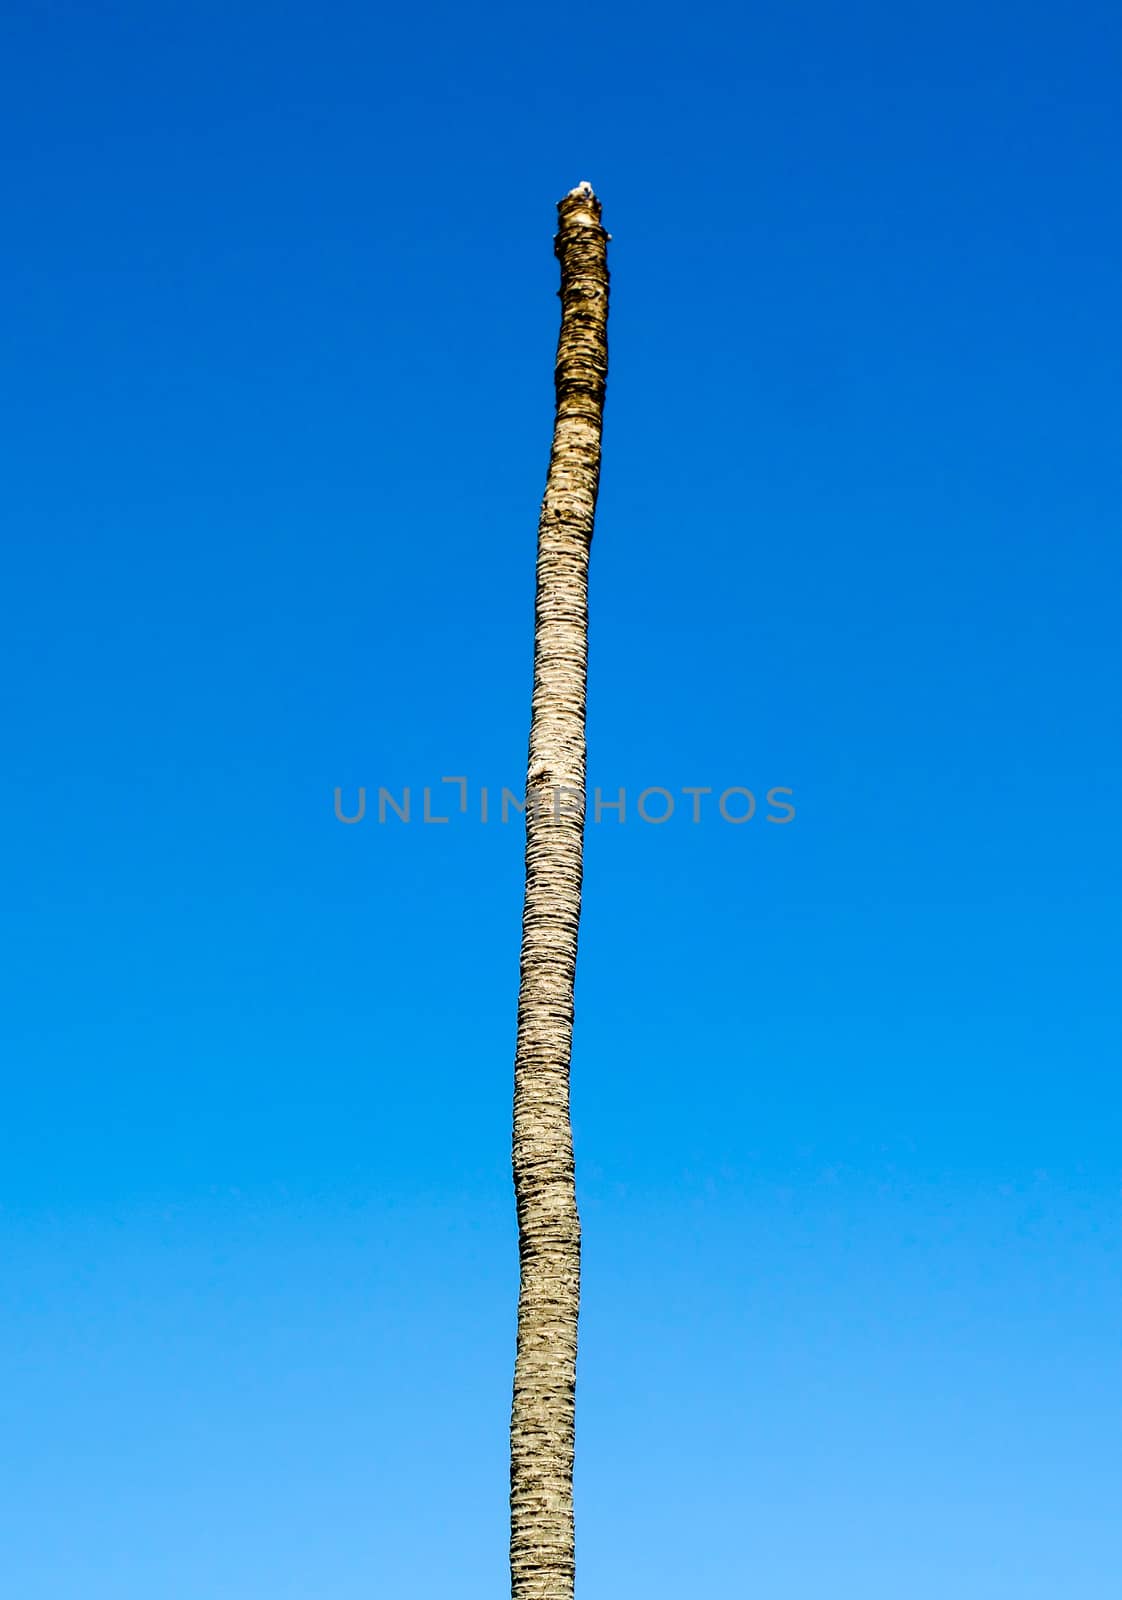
509, 182, 610, 1600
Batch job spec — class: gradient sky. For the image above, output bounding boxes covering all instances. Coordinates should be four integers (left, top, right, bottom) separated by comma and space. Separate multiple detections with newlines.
3, 3, 1121, 1595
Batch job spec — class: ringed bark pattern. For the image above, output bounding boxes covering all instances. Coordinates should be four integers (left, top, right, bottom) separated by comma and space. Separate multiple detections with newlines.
510, 183, 609, 1600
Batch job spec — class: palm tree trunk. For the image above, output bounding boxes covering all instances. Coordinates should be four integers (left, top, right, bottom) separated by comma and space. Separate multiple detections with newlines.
509, 182, 610, 1600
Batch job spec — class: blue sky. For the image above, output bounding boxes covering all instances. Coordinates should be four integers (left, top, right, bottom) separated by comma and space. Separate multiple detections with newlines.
3, 2, 1120, 1594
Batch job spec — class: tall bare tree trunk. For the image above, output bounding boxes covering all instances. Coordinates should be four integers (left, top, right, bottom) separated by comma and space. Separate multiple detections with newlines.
509, 182, 610, 1600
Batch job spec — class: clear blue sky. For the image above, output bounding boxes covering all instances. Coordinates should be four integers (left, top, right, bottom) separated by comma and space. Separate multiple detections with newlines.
3, 3, 1120, 1595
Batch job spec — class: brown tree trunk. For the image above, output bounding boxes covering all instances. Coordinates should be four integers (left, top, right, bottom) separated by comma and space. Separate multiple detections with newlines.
509, 183, 610, 1600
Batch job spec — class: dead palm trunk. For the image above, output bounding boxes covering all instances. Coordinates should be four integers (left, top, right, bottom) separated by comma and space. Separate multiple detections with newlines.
509, 182, 610, 1600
